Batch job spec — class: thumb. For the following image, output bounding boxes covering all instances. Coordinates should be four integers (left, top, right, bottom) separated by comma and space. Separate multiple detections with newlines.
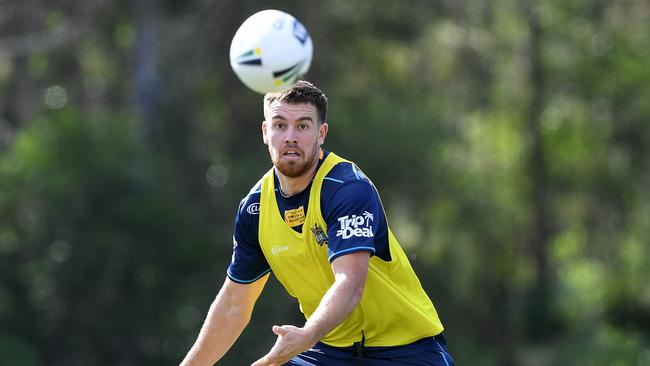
272, 325, 288, 336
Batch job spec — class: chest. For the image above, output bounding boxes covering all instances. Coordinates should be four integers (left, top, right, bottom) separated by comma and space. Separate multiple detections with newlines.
258, 175, 334, 287
275, 184, 311, 233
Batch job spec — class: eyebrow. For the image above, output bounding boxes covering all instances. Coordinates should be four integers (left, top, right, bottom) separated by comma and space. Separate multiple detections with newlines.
271, 115, 315, 123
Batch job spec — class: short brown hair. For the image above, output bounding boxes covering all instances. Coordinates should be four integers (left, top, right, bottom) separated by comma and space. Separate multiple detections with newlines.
263, 80, 328, 123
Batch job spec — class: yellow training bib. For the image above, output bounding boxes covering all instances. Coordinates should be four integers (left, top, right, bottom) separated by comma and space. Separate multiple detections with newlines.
258, 152, 444, 347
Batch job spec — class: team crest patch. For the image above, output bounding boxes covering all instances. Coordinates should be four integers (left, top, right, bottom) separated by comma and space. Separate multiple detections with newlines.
311, 224, 328, 246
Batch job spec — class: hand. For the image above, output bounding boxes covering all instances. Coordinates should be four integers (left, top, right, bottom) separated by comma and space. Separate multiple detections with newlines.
250, 325, 317, 366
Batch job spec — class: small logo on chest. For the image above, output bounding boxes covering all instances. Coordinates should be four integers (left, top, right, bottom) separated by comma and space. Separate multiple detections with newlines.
271, 245, 290, 255
284, 206, 305, 227
311, 224, 328, 246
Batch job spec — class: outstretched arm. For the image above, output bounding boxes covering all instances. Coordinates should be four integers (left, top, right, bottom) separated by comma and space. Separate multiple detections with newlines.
180, 274, 269, 366
251, 251, 370, 366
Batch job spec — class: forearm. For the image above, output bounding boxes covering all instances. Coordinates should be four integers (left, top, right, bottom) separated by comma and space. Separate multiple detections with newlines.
249, 254, 369, 366
180, 276, 267, 366
250, 274, 365, 366
303, 271, 365, 343
180, 294, 249, 366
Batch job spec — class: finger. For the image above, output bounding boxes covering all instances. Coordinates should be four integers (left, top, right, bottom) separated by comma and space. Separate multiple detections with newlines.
252, 355, 282, 366
272, 325, 288, 336
250, 355, 270, 366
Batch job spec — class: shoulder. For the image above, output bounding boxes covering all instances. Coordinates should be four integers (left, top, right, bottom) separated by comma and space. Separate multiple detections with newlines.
323, 159, 372, 187
321, 159, 378, 212
237, 178, 263, 217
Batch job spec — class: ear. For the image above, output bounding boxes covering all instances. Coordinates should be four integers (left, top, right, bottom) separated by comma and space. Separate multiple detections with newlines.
318, 122, 329, 145
261, 120, 269, 145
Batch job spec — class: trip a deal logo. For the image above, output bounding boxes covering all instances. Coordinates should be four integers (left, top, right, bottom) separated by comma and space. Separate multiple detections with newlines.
335, 211, 374, 239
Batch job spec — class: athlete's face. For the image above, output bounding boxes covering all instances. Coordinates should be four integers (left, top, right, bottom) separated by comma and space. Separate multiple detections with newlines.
262, 101, 328, 178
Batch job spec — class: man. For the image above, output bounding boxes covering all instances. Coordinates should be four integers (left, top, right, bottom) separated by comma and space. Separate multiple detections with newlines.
180, 81, 453, 366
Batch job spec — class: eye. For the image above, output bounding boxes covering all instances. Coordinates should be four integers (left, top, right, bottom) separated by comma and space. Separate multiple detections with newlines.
298, 123, 309, 130
273, 121, 286, 129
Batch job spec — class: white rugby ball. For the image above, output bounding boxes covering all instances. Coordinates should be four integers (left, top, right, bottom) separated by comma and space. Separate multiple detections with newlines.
229, 9, 313, 94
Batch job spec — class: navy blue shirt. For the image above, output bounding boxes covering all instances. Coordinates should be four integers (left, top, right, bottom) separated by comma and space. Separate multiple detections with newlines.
227, 151, 391, 284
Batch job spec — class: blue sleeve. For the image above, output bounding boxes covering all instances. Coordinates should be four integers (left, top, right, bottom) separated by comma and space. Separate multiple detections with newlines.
226, 196, 271, 283
324, 180, 379, 263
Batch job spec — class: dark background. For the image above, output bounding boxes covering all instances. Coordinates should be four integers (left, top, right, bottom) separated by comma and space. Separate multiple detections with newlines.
1, 0, 649, 365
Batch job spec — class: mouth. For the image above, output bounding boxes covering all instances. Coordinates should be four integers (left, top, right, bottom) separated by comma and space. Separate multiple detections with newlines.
282, 148, 302, 159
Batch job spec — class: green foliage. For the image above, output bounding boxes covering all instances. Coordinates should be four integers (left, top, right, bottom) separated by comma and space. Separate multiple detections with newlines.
0, 334, 41, 366
0, 109, 222, 364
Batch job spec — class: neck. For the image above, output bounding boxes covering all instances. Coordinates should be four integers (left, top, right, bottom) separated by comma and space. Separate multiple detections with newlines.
276, 153, 321, 197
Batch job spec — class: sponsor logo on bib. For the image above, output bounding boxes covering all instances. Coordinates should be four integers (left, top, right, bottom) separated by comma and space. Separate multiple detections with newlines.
271, 245, 289, 255
284, 206, 305, 227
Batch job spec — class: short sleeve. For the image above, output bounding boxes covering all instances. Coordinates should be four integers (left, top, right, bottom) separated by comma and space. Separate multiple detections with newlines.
226, 197, 271, 283
324, 180, 380, 263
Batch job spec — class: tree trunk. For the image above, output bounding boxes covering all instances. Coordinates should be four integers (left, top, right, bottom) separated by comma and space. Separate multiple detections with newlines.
133, 0, 162, 145
523, 0, 554, 340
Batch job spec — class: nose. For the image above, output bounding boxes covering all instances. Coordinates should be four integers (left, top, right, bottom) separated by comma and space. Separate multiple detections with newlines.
284, 125, 298, 143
